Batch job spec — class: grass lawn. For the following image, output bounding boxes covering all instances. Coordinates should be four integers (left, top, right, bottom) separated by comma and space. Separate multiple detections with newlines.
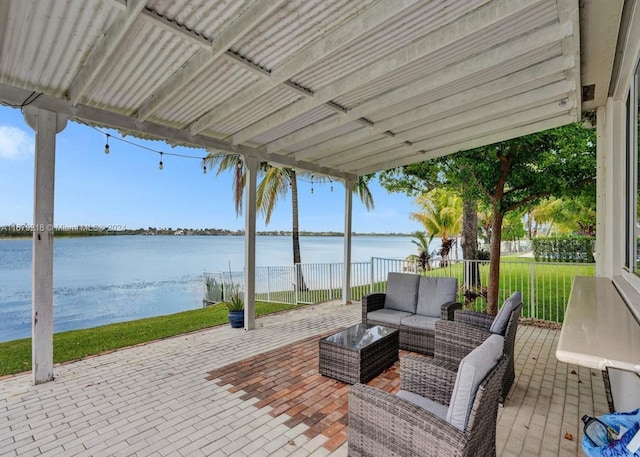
0, 301, 297, 377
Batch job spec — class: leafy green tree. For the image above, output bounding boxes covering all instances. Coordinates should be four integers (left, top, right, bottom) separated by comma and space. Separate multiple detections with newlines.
502, 211, 526, 253
529, 196, 596, 236
379, 161, 481, 284
440, 123, 595, 314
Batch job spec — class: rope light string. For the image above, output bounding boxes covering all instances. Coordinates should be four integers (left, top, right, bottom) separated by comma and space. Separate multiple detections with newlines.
83, 122, 336, 193
83, 122, 210, 162
6, 94, 335, 194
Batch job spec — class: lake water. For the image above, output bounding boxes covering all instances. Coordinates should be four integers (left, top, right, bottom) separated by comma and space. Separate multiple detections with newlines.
0, 235, 416, 342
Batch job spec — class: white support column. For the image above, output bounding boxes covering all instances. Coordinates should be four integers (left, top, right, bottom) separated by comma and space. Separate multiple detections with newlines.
243, 156, 258, 330
596, 99, 626, 277
23, 107, 67, 384
342, 178, 354, 304
595, 104, 610, 277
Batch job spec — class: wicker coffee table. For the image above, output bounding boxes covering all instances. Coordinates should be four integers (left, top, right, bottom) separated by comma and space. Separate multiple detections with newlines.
319, 323, 399, 384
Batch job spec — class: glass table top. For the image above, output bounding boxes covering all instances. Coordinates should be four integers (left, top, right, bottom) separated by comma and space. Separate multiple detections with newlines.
323, 323, 397, 350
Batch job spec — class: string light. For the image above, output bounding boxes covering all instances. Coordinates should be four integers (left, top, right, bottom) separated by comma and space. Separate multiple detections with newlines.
84, 123, 340, 191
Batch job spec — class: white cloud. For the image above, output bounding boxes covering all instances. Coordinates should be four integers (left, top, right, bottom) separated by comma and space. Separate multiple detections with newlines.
0, 125, 34, 160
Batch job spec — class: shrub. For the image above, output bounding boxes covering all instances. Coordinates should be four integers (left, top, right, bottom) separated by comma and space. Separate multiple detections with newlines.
477, 250, 490, 261
532, 235, 595, 262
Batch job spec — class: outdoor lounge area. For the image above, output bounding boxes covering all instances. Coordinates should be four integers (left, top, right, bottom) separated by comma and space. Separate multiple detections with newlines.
2, 0, 640, 455
0, 301, 609, 457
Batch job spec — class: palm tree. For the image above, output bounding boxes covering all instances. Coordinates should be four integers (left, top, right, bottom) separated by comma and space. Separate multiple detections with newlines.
204, 154, 375, 291
410, 189, 462, 267
407, 230, 434, 272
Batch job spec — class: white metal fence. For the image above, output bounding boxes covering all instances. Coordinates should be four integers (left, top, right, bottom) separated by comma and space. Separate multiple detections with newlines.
204, 257, 595, 323
203, 262, 370, 306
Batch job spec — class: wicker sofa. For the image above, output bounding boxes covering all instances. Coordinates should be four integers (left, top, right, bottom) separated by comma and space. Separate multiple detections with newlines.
349, 334, 507, 457
362, 272, 461, 355
434, 291, 523, 403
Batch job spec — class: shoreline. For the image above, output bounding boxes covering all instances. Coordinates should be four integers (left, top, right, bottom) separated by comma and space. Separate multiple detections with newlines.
0, 232, 413, 240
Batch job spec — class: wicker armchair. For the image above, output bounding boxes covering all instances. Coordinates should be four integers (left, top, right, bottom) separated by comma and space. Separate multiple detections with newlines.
349, 335, 507, 457
434, 291, 523, 403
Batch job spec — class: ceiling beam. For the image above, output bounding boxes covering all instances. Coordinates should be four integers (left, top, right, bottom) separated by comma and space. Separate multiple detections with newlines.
188, 0, 422, 135
136, 0, 282, 122
353, 114, 576, 175
324, 137, 403, 168
339, 98, 575, 171
0, 0, 9, 64
394, 80, 573, 143
322, 88, 573, 168
292, 60, 572, 162
229, 0, 552, 145
0, 83, 354, 180
109, 0, 277, 81
558, 0, 581, 117
268, 23, 573, 156
411, 99, 575, 151
68, 0, 148, 105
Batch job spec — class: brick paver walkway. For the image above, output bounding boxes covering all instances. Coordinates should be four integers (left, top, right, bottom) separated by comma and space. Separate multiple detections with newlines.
0, 301, 608, 456
204, 330, 408, 453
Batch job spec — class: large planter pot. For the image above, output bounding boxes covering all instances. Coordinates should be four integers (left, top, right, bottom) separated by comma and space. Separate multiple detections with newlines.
228, 310, 244, 328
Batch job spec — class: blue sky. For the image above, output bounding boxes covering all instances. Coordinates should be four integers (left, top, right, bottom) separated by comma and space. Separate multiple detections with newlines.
0, 105, 423, 233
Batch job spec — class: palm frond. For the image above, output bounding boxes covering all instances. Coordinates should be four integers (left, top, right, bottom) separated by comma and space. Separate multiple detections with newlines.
256, 166, 291, 224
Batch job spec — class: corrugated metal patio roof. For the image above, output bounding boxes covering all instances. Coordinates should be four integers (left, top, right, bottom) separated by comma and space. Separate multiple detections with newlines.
0, 0, 597, 179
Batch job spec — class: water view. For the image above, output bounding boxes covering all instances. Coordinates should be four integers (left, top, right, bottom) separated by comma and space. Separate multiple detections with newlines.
0, 235, 416, 342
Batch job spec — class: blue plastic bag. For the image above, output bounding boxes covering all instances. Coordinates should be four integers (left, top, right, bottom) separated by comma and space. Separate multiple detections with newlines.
582, 409, 640, 457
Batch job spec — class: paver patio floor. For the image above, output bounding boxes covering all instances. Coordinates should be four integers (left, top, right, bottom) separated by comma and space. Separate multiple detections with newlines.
0, 301, 608, 456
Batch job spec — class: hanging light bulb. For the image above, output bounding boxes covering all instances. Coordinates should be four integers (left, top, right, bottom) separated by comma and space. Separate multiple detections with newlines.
203, 164, 207, 174
159, 153, 164, 170
104, 134, 110, 154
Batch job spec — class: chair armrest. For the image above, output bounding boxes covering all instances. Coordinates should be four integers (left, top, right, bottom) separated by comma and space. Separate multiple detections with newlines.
434, 320, 493, 365
349, 384, 467, 457
441, 301, 463, 320
401, 356, 457, 405
454, 310, 494, 330
361, 293, 386, 321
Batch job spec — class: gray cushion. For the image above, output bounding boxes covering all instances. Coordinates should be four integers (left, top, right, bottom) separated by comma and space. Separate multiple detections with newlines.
400, 315, 439, 330
416, 276, 457, 317
367, 309, 413, 326
446, 334, 503, 430
397, 390, 448, 421
489, 291, 522, 335
384, 273, 419, 313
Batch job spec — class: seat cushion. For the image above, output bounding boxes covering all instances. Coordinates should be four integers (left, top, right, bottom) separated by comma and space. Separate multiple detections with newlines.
367, 309, 413, 326
400, 314, 439, 330
446, 334, 503, 430
384, 272, 420, 313
489, 291, 522, 335
416, 276, 457, 317
397, 390, 448, 421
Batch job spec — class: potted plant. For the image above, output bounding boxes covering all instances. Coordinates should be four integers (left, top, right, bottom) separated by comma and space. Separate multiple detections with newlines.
226, 292, 244, 328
